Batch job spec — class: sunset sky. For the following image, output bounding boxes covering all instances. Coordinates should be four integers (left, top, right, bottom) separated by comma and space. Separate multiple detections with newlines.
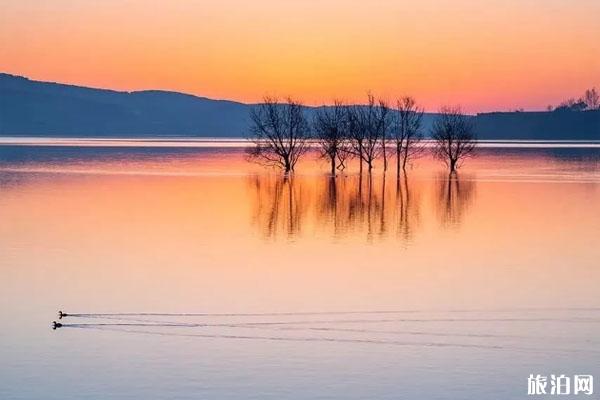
1, 0, 599, 112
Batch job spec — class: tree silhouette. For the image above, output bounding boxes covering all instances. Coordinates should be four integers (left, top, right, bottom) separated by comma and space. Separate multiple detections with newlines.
313, 100, 351, 176
393, 96, 424, 178
431, 106, 477, 173
247, 96, 310, 174
583, 88, 599, 110
347, 94, 390, 173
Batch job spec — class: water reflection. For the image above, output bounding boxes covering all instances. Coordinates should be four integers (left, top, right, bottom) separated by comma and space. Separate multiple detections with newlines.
249, 175, 309, 239
1, 144, 599, 400
319, 174, 390, 241
435, 174, 476, 228
396, 174, 421, 242
249, 172, 461, 242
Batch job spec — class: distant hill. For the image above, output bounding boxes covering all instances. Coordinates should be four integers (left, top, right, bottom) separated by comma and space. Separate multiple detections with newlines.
1, 73, 598, 139
474, 110, 599, 140
0, 73, 250, 137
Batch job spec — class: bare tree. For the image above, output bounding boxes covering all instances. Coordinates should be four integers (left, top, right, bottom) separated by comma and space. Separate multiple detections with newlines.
313, 100, 351, 176
247, 96, 310, 174
336, 140, 352, 171
393, 96, 424, 178
347, 94, 390, 173
431, 106, 477, 173
583, 87, 599, 110
346, 104, 366, 174
378, 99, 392, 173
555, 97, 587, 112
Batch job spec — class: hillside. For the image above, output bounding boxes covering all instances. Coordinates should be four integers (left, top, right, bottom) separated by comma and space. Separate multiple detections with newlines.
1, 73, 598, 139
474, 110, 599, 140
0, 73, 249, 136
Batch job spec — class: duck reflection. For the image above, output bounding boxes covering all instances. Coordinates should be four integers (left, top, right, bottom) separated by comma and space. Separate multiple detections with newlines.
435, 173, 476, 227
249, 172, 436, 242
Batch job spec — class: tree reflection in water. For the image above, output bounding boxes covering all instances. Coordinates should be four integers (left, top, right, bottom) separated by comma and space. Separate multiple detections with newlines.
435, 173, 476, 228
319, 174, 388, 241
249, 174, 308, 239
396, 173, 420, 243
249, 172, 475, 241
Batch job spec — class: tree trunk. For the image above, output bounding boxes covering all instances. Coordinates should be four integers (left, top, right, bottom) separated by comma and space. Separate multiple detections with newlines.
284, 157, 291, 174
449, 158, 457, 173
396, 144, 401, 180
402, 144, 409, 172
359, 156, 363, 175
330, 155, 336, 176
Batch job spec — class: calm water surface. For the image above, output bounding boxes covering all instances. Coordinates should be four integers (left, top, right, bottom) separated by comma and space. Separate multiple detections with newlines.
0, 142, 599, 399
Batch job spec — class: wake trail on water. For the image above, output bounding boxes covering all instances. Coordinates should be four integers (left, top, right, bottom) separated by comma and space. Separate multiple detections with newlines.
65, 325, 600, 355
57, 316, 600, 326
62, 306, 600, 318
56, 309, 600, 350
58, 320, 523, 339
67, 315, 599, 341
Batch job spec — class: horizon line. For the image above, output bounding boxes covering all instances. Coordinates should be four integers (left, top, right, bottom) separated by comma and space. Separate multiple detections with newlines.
1, 71, 593, 115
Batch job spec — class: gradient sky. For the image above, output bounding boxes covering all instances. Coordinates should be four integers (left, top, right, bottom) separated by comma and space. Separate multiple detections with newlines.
1, 0, 599, 112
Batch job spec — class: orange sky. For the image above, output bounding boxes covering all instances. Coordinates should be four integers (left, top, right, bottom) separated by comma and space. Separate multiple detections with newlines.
1, 0, 599, 112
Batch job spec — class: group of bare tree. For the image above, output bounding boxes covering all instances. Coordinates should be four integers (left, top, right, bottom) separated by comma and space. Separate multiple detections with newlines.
547, 87, 599, 112
248, 95, 477, 175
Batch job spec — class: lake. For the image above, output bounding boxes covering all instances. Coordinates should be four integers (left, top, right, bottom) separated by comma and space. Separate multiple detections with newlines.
0, 140, 599, 399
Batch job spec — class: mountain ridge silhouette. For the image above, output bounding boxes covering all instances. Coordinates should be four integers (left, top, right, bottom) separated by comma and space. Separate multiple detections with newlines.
1, 73, 598, 139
